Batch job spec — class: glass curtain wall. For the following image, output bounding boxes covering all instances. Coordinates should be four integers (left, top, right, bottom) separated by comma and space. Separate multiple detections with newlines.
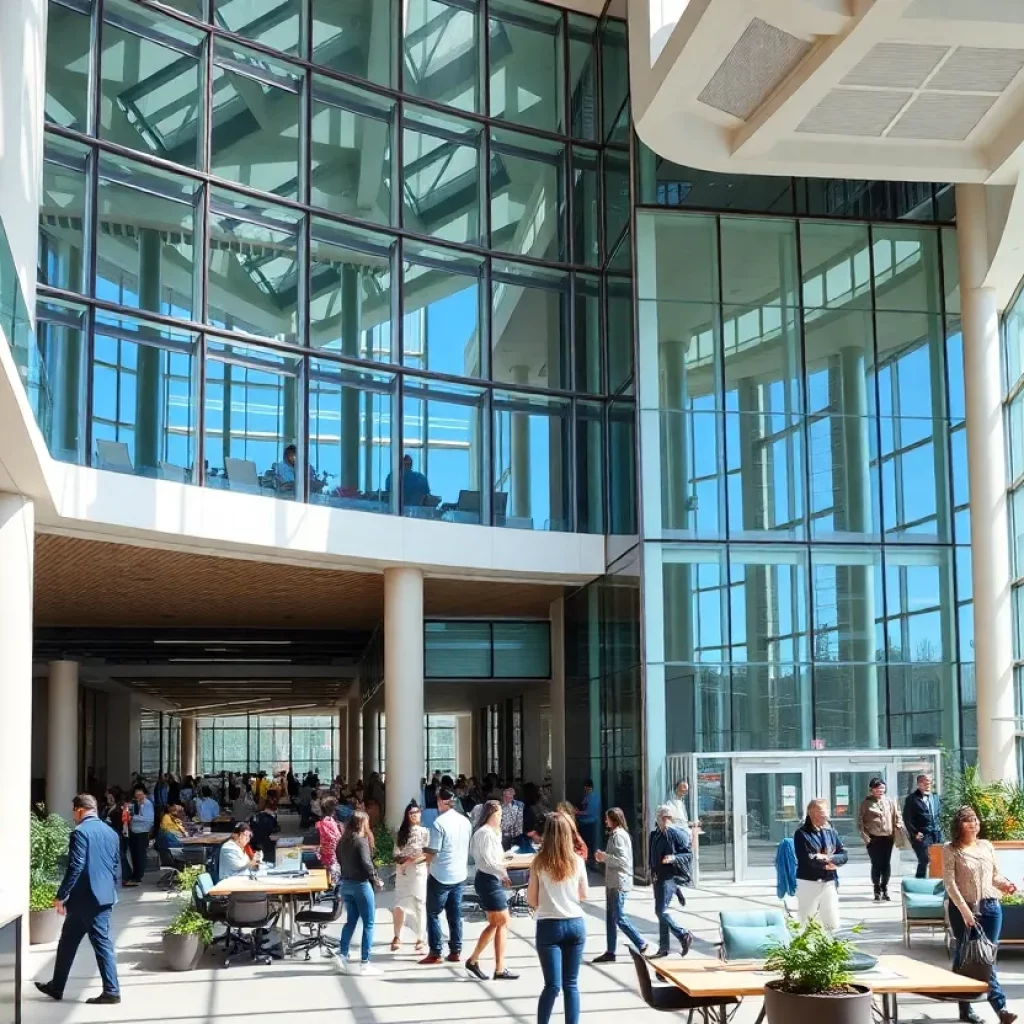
35, 0, 635, 534
196, 712, 337, 776
638, 207, 969, 802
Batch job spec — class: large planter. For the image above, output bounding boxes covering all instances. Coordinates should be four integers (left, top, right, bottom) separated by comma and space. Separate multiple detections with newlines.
764, 983, 872, 1024
162, 932, 204, 971
1000, 903, 1024, 942
29, 908, 62, 945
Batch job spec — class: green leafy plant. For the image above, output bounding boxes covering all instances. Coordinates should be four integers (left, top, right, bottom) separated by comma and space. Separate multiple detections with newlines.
172, 864, 206, 896
372, 823, 395, 867
166, 906, 213, 944
763, 919, 860, 995
941, 765, 1024, 841
1002, 891, 1024, 906
29, 881, 58, 912
28, 812, 71, 909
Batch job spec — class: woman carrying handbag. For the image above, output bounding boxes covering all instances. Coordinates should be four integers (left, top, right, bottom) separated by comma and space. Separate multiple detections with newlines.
943, 806, 1018, 1024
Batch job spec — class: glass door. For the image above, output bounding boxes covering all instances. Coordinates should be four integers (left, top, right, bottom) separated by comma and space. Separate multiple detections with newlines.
817, 756, 891, 876
734, 758, 815, 881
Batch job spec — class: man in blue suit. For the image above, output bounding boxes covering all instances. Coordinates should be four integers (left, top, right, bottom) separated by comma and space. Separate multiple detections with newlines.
35, 793, 121, 1004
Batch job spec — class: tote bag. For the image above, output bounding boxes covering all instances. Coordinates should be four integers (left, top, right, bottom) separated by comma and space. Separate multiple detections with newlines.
956, 924, 997, 985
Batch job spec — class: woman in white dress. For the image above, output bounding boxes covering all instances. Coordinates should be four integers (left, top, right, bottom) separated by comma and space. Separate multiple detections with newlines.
392, 801, 429, 952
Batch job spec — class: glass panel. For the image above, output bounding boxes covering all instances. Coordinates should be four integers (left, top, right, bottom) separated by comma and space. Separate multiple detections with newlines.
637, 212, 718, 304
402, 242, 482, 377
100, 2, 204, 169
490, 129, 565, 262
207, 188, 302, 343
803, 306, 876, 418
493, 622, 550, 677
574, 274, 601, 394
35, 297, 88, 465
38, 136, 89, 295
947, 319, 964, 423
203, 339, 301, 497
211, 43, 302, 200
943, 226, 960, 316
309, 218, 394, 361
95, 154, 199, 320
729, 548, 807, 662
743, 772, 807, 865
884, 548, 955, 663
879, 417, 950, 542
694, 758, 732, 873
493, 390, 571, 531
606, 275, 633, 393
403, 0, 480, 113
214, 0, 302, 54
608, 397, 636, 534
876, 310, 946, 420
660, 546, 727, 663
599, 17, 627, 143
643, 300, 719, 411
808, 414, 881, 540
489, 0, 562, 133
723, 304, 801, 414
571, 147, 600, 267
46, 0, 90, 131
91, 311, 198, 480
823, 768, 885, 861
311, 0, 393, 83
814, 664, 887, 749
732, 668, 810, 750
403, 106, 483, 246
653, 409, 726, 536
719, 217, 798, 309
603, 148, 629, 253
872, 225, 941, 313
576, 399, 604, 534
491, 260, 568, 390
308, 359, 394, 514
425, 621, 491, 677
568, 13, 597, 141
401, 377, 484, 520
800, 221, 872, 312
311, 77, 394, 225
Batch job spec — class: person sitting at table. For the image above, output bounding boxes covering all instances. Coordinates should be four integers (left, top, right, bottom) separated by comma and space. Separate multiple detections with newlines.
385, 454, 432, 509
231, 786, 256, 822
196, 786, 220, 824
219, 822, 261, 879
157, 803, 188, 850
250, 794, 281, 863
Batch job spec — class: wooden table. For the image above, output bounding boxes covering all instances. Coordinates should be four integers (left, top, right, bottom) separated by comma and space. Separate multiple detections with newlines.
651, 954, 987, 1024
178, 833, 230, 846
210, 869, 330, 954
504, 852, 536, 872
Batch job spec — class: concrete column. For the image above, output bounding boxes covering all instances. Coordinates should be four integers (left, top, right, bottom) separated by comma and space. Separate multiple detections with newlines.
457, 713, 473, 777
0, 495, 33, 949
958, 183, 1016, 781
106, 694, 141, 786
347, 698, 360, 784
549, 597, 566, 801
47, 661, 79, 819
521, 686, 546, 784
362, 703, 378, 782
180, 715, 197, 778
384, 566, 425, 830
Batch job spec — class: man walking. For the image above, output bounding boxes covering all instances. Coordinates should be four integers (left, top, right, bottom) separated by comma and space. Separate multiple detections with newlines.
903, 774, 942, 879
36, 794, 121, 1005
646, 804, 693, 959
419, 786, 471, 965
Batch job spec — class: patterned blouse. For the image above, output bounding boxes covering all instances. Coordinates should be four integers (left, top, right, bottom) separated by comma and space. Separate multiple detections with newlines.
395, 824, 430, 876
316, 815, 342, 877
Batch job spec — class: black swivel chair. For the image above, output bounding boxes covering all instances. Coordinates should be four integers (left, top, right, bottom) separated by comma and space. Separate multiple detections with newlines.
224, 892, 278, 966
291, 893, 344, 960
192, 872, 230, 954
629, 947, 740, 1023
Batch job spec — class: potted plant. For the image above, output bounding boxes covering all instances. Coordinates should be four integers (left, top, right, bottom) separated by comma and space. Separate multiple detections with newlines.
373, 823, 396, 887
1000, 891, 1024, 943
162, 865, 212, 971
762, 920, 872, 1024
28, 810, 71, 945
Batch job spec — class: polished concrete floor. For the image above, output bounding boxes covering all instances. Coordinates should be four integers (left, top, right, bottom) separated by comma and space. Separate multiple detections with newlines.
23, 865, 1024, 1023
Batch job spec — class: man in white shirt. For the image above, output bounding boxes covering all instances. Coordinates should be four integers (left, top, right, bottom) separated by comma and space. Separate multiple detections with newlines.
218, 822, 260, 879
196, 786, 221, 824
667, 780, 698, 834
419, 787, 472, 965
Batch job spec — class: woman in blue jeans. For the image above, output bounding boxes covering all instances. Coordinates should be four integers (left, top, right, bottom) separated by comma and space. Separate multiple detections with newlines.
528, 812, 590, 1024
593, 808, 648, 962
337, 810, 384, 976
943, 806, 1018, 1024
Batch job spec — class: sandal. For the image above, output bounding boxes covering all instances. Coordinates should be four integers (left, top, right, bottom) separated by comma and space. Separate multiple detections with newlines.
414, 941, 425, 953
390, 938, 401, 952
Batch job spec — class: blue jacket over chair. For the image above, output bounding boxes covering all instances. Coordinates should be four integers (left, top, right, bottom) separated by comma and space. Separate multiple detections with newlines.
56, 814, 120, 911
775, 837, 797, 898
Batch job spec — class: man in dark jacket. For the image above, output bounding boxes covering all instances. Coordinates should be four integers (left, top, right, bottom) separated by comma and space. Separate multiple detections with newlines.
794, 798, 848, 932
647, 804, 693, 958
902, 774, 942, 879
36, 793, 121, 1004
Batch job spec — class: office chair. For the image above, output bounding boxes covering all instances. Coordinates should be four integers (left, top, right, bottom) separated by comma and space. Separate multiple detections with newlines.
629, 947, 740, 1023
192, 872, 230, 954
291, 893, 343, 960
224, 892, 279, 966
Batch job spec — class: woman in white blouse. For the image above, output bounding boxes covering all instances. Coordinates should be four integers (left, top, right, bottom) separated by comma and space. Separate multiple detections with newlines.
391, 802, 430, 952
466, 800, 519, 981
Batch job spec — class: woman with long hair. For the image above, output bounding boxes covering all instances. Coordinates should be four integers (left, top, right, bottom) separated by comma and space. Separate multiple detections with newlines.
465, 800, 519, 981
337, 809, 383, 975
556, 802, 589, 861
593, 807, 648, 962
529, 813, 589, 1024
943, 806, 1018, 1024
392, 802, 429, 952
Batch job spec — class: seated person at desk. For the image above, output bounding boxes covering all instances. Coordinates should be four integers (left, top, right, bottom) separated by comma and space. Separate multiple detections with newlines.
231, 787, 256, 822
157, 804, 188, 849
385, 454, 432, 508
272, 444, 324, 495
219, 822, 261, 879
196, 786, 221, 824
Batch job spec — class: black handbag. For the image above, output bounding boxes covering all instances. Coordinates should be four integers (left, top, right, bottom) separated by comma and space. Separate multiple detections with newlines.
956, 924, 998, 984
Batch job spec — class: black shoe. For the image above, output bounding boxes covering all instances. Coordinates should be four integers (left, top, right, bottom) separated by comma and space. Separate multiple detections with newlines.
592, 952, 616, 964
647, 949, 669, 960
680, 933, 693, 958
881, 890, 891, 902
86, 993, 121, 1005
35, 982, 61, 1002
873, 891, 881, 902
493, 969, 519, 980
465, 960, 487, 981
959, 1011, 983, 1024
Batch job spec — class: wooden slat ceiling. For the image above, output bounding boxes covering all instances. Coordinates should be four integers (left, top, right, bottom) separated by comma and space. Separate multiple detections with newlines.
34, 534, 562, 629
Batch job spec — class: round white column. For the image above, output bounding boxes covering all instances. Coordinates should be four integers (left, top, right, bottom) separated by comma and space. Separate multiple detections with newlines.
958, 183, 1017, 782
362, 701, 379, 780
180, 715, 197, 778
384, 566, 424, 831
0, 495, 34, 944
47, 660, 79, 819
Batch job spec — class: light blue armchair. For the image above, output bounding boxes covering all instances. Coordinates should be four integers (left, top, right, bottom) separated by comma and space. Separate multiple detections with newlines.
719, 910, 790, 961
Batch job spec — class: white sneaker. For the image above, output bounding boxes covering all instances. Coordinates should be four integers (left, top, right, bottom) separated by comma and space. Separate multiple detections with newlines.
359, 963, 382, 976
336, 954, 351, 973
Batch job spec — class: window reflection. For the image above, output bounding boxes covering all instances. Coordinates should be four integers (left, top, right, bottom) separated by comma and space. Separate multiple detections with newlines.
39, 137, 89, 295
46, 0, 90, 131
403, 0, 480, 113
311, 0, 393, 83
